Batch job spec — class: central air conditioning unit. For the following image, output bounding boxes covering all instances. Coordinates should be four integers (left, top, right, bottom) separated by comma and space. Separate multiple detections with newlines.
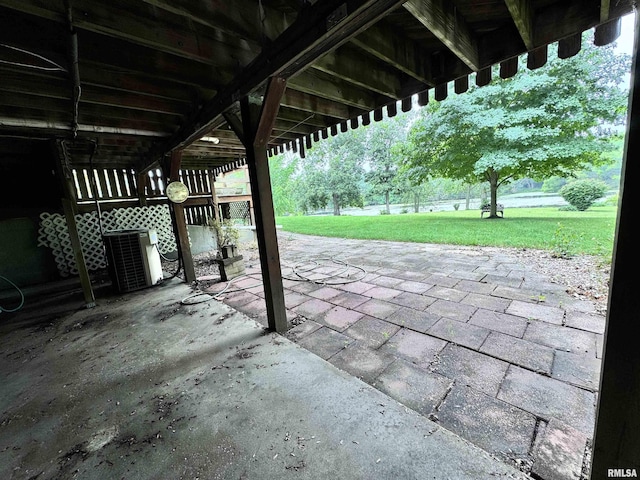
103, 229, 164, 293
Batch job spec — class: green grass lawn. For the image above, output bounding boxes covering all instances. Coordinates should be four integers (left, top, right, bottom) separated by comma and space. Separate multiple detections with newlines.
277, 207, 618, 257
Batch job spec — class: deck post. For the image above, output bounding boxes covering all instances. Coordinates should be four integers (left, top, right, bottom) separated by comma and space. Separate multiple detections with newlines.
168, 150, 196, 283
53, 140, 95, 308
238, 77, 288, 333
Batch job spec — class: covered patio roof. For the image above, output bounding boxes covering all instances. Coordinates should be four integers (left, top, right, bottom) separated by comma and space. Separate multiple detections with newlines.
0, 0, 633, 173
1, 1, 639, 477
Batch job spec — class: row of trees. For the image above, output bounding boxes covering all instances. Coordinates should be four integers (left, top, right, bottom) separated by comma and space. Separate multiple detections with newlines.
270, 36, 630, 217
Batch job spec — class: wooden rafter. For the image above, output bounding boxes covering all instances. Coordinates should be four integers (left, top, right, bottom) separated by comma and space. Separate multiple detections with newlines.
0, 0, 635, 176
600, 0, 611, 22
160, 0, 407, 156
504, 0, 535, 51
403, 0, 481, 72
311, 45, 404, 99
289, 70, 381, 111
351, 21, 435, 86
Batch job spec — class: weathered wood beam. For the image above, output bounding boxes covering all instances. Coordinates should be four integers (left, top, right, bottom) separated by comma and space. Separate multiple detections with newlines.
600, 0, 611, 22
350, 20, 435, 86
504, 0, 535, 51
289, 70, 381, 110
238, 78, 289, 333
167, 150, 196, 283
527, 46, 548, 69
558, 33, 582, 59
1, 0, 262, 70
280, 89, 352, 119
403, 0, 481, 72
53, 140, 96, 308
221, 112, 246, 146
312, 45, 404, 99
273, 119, 317, 136
478, 24, 532, 69
161, 0, 407, 155
532, 0, 631, 48
137, 172, 148, 206
140, 0, 293, 44
277, 106, 339, 128
594, 17, 622, 46
0, 56, 208, 108
0, 10, 234, 90
0, 91, 181, 125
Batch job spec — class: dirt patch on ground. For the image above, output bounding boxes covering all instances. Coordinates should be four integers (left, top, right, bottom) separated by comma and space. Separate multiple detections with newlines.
488, 246, 610, 315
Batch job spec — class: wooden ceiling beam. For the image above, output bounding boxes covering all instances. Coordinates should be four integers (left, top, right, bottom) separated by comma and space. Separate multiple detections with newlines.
161, 0, 407, 155
77, 30, 233, 89
0, 91, 182, 130
403, 0, 481, 72
288, 70, 381, 111
504, 0, 535, 51
272, 119, 316, 137
1, 0, 262, 69
280, 89, 352, 119
600, 0, 611, 22
532, 0, 632, 47
0, 109, 172, 138
0, 69, 192, 116
350, 21, 435, 86
277, 106, 340, 129
184, 147, 246, 157
312, 46, 404, 99
478, 24, 528, 69
139, 0, 293, 44
0, 10, 232, 91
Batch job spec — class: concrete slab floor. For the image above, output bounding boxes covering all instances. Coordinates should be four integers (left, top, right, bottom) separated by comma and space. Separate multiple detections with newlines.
0, 279, 529, 480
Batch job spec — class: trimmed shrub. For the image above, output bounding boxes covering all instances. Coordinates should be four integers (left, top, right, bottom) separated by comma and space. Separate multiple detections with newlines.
559, 179, 608, 211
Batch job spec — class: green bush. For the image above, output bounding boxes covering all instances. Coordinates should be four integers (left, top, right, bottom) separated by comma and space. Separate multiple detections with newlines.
559, 179, 608, 211
541, 176, 567, 193
453, 203, 460, 211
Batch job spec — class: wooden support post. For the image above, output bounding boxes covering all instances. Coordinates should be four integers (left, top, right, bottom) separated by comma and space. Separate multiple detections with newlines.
62, 198, 96, 308
53, 140, 95, 307
591, 14, 640, 477
239, 77, 288, 333
137, 171, 148, 206
244, 166, 256, 225
207, 170, 220, 221
168, 150, 196, 283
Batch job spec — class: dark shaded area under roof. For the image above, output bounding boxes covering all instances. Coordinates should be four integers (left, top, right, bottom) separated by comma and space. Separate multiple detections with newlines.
0, 0, 633, 175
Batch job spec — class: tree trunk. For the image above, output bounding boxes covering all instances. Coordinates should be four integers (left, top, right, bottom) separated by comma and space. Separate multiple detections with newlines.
385, 191, 390, 214
465, 184, 471, 210
488, 169, 500, 218
413, 193, 420, 213
332, 193, 340, 216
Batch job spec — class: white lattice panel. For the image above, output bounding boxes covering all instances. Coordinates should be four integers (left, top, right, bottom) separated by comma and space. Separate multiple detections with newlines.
38, 205, 177, 277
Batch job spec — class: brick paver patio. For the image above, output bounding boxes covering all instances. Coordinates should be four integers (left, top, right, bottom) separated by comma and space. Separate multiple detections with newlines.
203, 233, 605, 480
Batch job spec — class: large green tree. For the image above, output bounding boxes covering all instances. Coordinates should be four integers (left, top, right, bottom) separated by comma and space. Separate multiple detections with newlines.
362, 113, 413, 213
296, 132, 364, 215
402, 37, 629, 218
268, 152, 299, 216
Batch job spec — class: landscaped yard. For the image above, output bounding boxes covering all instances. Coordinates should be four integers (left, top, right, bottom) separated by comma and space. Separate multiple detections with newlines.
277, 206, 618, 257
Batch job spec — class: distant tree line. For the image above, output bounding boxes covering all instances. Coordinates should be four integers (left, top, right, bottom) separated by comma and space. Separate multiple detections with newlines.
269, 34, 629, 217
